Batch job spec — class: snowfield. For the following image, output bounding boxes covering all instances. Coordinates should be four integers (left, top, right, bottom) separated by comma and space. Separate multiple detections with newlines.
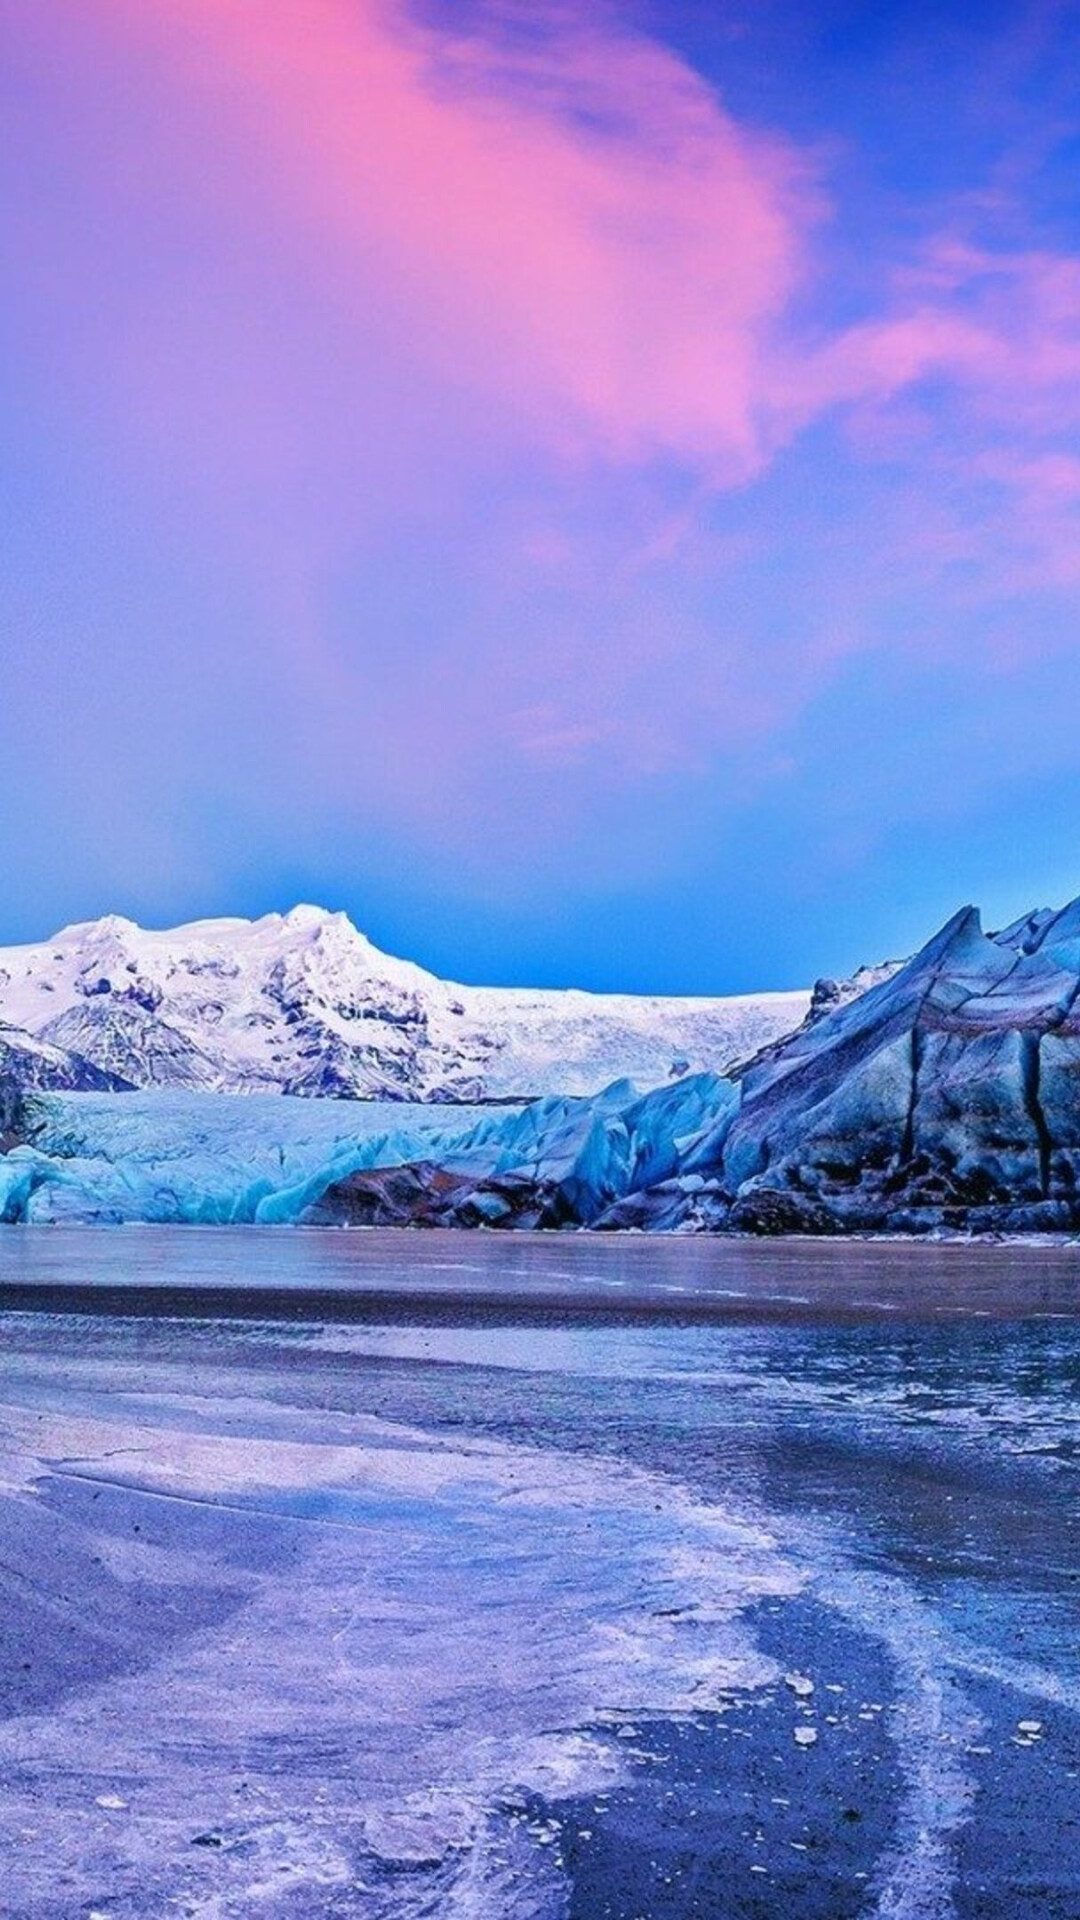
0, 906, 808, 1101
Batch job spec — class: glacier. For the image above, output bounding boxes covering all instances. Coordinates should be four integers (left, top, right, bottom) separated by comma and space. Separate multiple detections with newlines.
0, 1073, 735, 1228
0, 1092, 509, 1226
606, 894, 1080, 1234
10, 892, 1080, 1232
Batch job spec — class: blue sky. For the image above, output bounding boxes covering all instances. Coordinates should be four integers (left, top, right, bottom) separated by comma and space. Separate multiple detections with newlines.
3, 0, 1080, 990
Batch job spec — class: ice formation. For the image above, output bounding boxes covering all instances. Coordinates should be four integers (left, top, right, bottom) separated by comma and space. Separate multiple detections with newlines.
0, 1092, 507, 1225
0, 1073, 734, 1227
609, 895, 1080, 1233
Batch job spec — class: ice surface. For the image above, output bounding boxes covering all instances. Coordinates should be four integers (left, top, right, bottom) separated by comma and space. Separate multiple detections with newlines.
3, 1267, 1077, 1913
0, 1327, 800, 1914
3, 1091, 509, 1225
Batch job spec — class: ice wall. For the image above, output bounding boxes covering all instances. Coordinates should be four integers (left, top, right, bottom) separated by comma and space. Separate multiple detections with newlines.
0, 1073, 738, 1227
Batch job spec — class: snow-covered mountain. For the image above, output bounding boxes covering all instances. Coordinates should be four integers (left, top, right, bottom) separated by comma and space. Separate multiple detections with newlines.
0, 1023, 129, 1097
0, 907, 809, 1102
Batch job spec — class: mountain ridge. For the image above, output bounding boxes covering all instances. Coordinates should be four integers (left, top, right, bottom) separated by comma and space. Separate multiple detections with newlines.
0, 906, 810, 1103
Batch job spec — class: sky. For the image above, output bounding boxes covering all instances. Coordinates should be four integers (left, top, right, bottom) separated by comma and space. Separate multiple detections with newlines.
3, 0, 1080, 993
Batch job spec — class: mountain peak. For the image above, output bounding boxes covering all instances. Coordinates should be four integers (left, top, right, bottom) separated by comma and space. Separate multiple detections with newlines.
279, 904, 341, 928
54, 912, 139, 944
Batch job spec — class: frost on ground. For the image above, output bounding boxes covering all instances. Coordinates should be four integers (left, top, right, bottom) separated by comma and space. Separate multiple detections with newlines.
1, 1277, 1077, 1918
0, 1346, 795, 1919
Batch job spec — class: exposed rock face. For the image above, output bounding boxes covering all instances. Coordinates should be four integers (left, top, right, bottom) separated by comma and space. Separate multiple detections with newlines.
302, 1163, 475, 1228
724, 1187, 843, 1236
37, 1003, 213, 1090
0, 1073, 23, 1145
302, 1164, 571, 1231
0, 1023, 131, 1095
805, 961, 902, 1027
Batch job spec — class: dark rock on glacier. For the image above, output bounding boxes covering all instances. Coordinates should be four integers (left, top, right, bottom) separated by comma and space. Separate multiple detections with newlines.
302, 1163, 473, 1227
725, 1187, 842, 1236
806, 961, 902, 1026
0, 1072, 23, 1144
302, 1163, 573, 1229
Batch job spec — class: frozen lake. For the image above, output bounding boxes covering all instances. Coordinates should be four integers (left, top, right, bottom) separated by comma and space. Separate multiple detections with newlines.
0, 1230, 1077, 1917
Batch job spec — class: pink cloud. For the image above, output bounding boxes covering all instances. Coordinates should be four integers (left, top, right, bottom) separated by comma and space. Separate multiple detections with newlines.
776, 236, 1080, 617
11, 0, 1080, 893
96, 0, 818, 482
37, 4, 1080, 598
804, 239, 1080, 431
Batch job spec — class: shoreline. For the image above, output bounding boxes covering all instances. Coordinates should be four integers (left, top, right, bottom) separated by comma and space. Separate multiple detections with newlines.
1, 1216, 1080, 1245
2, 1223, 1078, 1325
